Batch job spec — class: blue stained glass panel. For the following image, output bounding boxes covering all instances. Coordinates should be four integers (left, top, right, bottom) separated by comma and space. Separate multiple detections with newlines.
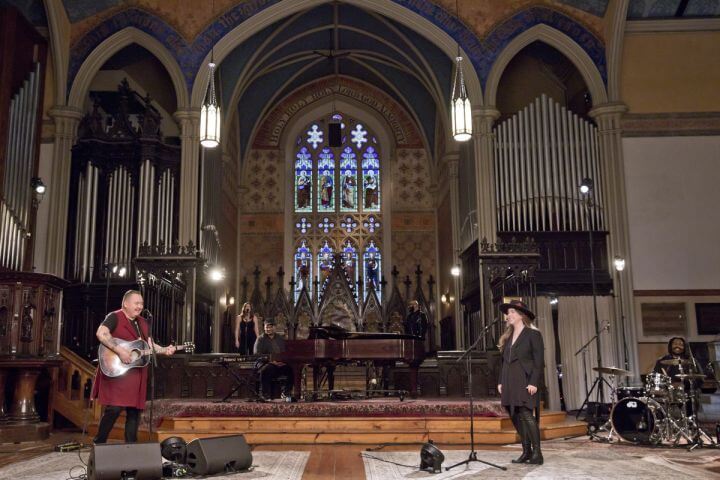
363, 240, 382, 300
362, 146, 380, 212
295, 147, 312, 212
317, 148, 335, 212
294, 240, 312, 301
340, 147, 358, 212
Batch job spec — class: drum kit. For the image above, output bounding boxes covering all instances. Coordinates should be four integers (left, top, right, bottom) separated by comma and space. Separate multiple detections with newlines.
591, 360, 717, 449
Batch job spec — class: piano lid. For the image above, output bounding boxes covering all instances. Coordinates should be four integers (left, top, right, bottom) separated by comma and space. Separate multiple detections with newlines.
309, 325, 420, 341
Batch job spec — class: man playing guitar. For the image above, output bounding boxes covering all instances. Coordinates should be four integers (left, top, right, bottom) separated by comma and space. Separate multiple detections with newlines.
91, 290, 176, 444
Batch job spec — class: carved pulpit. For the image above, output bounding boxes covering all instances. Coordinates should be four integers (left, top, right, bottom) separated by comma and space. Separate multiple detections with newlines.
0, 272, 68, 441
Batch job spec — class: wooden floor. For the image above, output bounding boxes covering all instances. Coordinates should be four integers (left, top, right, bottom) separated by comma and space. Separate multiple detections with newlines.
0, 429, 514, 479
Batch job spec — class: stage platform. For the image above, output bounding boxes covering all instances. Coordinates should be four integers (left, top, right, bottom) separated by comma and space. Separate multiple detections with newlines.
137, 397, 587, 445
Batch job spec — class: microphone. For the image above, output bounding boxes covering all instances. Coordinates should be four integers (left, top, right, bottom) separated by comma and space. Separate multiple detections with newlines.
142, 308, 154, 321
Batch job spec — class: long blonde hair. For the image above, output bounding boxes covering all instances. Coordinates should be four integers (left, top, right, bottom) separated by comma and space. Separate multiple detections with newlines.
240, 302, 254, 320
498, 312, 537, 350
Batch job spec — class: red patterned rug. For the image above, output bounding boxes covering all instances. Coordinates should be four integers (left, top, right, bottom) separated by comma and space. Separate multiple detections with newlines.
145, 397, 505, 425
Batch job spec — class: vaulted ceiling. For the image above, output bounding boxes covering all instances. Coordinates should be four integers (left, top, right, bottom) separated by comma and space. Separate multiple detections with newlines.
218, 2, 453, 156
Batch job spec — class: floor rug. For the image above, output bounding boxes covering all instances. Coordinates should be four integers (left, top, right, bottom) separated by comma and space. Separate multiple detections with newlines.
148, 397, 504, 425
0, 450, 309, 480
362, 441, 720, 479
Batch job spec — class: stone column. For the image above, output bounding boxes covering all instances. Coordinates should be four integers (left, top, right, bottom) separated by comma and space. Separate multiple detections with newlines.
444, 152, 464, 348
472, 107, 501, 244
44, 106, 83, 276
174, 109, 201, 246
590, 102, 640, 380
174, 109, 201, 344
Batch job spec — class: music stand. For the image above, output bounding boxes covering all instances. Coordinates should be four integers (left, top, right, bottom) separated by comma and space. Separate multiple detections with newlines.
445, 311, 506, 472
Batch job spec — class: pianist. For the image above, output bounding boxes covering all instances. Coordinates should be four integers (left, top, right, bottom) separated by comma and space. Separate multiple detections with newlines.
254, 318, 293, 400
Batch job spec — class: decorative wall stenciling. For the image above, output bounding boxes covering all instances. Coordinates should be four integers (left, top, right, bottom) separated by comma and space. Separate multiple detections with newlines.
393, 149, 434, 211
241, 149, 283, 212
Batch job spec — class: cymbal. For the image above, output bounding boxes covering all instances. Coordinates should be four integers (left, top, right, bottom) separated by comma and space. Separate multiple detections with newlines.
660, 358, 692, 366
673, 373, 706, 380
593, 366, 632, 376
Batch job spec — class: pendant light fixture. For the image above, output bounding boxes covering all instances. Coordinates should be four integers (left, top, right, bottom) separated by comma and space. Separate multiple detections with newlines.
450, 0, 472, 142
200, 2, 220, 148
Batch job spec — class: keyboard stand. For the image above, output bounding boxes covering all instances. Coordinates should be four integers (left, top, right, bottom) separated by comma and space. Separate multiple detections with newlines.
216, 360, 260, 403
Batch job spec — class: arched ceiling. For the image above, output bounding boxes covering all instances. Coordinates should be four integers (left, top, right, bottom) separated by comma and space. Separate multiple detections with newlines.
218, 2, 453, 156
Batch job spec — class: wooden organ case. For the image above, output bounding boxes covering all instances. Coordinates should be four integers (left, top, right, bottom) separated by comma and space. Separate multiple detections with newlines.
62, 80, 182, 359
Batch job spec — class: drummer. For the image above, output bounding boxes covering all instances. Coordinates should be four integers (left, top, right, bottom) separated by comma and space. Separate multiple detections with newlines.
652, 337, 704, 409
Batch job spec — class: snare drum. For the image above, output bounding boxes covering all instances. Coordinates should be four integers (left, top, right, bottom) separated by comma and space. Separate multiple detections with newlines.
611, 397, 666, 444
645, 372, 671, 398
617, 386, 645, 400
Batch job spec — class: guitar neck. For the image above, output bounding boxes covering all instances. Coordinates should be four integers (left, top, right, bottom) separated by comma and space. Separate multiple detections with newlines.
138, 344, 190, 356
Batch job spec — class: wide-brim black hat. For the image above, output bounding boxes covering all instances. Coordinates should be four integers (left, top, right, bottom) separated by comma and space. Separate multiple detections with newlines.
499, 299, 535, 320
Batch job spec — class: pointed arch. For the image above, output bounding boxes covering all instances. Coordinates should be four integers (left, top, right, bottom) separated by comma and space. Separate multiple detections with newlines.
485, 24, 608, 108
189, 0, 483, 110
68, 27, 189, 111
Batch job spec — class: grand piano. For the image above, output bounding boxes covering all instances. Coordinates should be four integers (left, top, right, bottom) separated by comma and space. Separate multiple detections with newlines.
282, 325, 425, 397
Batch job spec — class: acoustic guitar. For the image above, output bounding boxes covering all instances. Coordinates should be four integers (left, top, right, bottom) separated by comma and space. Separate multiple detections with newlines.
98, 339, 195, 378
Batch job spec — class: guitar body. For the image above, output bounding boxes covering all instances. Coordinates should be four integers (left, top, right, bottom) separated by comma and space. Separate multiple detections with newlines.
98, 339, 194, 378
98, 338, 151, 378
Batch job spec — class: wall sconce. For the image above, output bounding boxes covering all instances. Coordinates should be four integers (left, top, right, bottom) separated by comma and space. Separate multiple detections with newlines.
31, 177, 46, 194
549, 296, 559, 305
450, 265, 461, 277
441, 291, 455, 304
207, 265, 225, 283
614, 256, 626, 272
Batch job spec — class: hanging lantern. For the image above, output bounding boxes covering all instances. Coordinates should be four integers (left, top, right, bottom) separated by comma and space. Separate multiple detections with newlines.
450, 56, 472, 142
200, 61, 221, 148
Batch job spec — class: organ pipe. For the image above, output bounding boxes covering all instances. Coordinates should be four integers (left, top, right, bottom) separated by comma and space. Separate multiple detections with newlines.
494, 94, 605, 233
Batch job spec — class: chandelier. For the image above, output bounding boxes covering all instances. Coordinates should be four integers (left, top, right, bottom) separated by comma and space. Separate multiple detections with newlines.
200, 58, 220, 148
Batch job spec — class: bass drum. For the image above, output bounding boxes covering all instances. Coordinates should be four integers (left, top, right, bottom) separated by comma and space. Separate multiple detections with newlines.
611, 397, 666, 444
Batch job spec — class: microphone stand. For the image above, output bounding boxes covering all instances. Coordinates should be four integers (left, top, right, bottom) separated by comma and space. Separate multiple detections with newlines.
144, 309, 157, 439
446, 315, 506, 472
575, 322, 613, 421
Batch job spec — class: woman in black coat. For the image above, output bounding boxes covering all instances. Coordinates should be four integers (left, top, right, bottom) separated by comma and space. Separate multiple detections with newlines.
497, 299, 544, 465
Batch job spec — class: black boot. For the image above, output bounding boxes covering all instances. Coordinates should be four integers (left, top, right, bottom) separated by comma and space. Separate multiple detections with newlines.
510, 411, 531, 463
522, 409, 543, 465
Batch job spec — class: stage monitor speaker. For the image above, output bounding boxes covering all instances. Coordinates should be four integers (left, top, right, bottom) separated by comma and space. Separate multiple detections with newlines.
329, 122, 342, 147
87, 442, 163, 480
186, 434, 253, 475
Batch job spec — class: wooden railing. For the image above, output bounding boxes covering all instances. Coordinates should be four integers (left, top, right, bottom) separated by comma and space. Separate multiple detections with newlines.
54, 346, 101, 429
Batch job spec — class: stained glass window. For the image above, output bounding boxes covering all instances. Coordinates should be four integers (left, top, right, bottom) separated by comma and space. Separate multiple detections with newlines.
307, 124, 323, 149
362, 146, 380, 211
363, 240, 382, 299
317, 148, 335, 212
294, 240, 312, 301
341, 239, 358, 291
291, 114, 384, 304
295, 147, 312, 212
317, 240, 334, 300
340, 147, 358, 212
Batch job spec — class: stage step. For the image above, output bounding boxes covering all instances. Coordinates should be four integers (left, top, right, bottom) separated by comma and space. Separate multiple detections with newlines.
153, 411, 586, 445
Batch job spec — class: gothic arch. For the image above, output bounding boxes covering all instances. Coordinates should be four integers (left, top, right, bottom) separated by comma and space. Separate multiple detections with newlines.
279, 98, 395, 288
251, 76, 425, 153
484, 24, 608, 108
67, 27, 189, 111
189, 0, 484, 110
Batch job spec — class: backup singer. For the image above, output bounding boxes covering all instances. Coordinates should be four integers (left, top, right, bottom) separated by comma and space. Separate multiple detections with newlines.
497, 300, 544, 465
234, 302, 261, 355
91, 290, 176, 443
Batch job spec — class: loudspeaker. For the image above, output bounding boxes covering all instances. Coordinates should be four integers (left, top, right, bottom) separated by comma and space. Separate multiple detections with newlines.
88, 443, 163, 480
186, 435, 253, 475
329, 122, 342, 147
